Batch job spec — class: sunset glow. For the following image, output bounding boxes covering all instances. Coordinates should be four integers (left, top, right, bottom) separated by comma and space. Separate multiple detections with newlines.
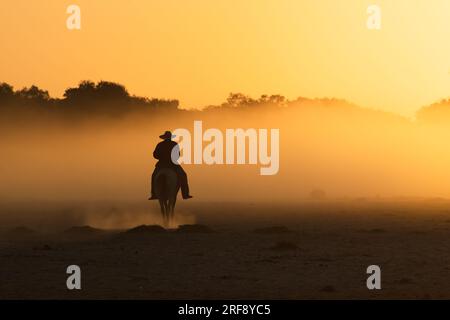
1, 0, 449, 116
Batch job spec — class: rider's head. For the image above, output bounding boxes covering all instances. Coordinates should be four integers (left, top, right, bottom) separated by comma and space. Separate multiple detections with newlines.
159, 131, 175, 141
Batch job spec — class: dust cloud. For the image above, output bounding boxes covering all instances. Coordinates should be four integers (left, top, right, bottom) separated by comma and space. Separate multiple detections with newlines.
2, 96, 450, 229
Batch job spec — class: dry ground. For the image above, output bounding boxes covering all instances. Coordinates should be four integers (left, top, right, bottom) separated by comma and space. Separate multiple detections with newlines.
1, 200, 450, 299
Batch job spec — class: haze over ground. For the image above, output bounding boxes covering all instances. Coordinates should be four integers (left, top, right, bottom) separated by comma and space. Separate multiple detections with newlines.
2, 81, 450, 206
2, 0, 450, 227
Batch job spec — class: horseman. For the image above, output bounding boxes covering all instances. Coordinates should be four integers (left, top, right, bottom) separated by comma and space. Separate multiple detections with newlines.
149, 131, 193, 200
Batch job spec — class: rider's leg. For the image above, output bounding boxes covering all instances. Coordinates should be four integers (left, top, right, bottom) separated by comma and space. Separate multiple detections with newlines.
148, 168, 159, 200
175, 166, 192, 199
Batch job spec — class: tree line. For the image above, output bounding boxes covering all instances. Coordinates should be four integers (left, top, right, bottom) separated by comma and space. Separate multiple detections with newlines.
1, 80, 449, 122
0, 81, 179, 117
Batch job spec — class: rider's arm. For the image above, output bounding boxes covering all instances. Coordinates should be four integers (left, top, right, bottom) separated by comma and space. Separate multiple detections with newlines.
171, 144, 180, 164
153, 144, 161, 159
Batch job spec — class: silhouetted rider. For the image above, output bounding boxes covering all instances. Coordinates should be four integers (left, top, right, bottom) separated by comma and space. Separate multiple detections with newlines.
149, 131, 192, 200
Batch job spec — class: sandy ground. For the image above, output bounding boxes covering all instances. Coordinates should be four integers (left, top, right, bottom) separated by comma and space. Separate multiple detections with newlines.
1, 200, 450, 299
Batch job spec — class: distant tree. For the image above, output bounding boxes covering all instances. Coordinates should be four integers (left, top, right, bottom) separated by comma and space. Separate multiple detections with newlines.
61, 80, 180, 115
417, 99, 450, 123
62, 80, 133, 115
128, 96, 179, 110
224, 93, 257, 108
204, 93, 289, 110
258, 94, 286, 106
63, 80, 130, 106
16, 85, 50, 103
0, 83, 14, 106
0, 83, 14, 97
63, 80, 96, 104
95, 81, 129, 101
146, 98, 179, 109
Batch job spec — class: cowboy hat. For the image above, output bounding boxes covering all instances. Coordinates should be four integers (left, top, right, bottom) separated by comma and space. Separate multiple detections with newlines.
159, 131, 176, 140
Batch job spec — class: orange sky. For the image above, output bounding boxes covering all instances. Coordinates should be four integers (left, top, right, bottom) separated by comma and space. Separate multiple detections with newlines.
1, 0, 449, 116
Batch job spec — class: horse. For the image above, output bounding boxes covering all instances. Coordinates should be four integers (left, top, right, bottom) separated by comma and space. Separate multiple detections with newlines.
154, 167, 180, 228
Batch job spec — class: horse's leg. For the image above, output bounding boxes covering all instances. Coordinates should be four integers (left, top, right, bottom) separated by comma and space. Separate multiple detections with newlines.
164, 200, 170, 228
159, 199, 166, 227
170, 196, 177, 221
168, 187, 179, 226
166, 199, 173, 228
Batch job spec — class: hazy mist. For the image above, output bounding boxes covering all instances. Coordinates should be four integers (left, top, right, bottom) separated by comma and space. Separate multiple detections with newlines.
2, 91, 450, 208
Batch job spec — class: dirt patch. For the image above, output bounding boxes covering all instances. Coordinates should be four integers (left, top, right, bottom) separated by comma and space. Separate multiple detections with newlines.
254, 226, 293, 234
176, 224, 214, 233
